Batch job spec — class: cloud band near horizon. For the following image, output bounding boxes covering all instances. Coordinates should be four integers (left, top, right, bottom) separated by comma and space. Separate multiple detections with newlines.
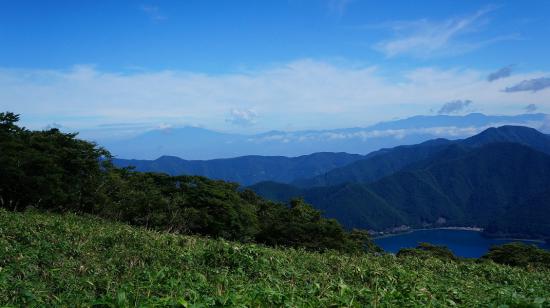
1, 60, 548, 135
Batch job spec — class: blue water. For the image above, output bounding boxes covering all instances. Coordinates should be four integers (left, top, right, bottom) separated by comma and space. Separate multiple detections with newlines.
374, 229, 550, 258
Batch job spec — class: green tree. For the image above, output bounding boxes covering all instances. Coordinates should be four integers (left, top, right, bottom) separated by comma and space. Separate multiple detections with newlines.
481, 242, 550, 269
397, 242, 458, 261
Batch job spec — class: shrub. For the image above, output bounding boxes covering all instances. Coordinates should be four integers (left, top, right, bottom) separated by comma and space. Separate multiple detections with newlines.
481, 242, 550, 269
397, 242, 458, 261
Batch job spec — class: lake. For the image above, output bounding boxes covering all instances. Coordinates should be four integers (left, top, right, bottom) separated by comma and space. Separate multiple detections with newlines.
373, 229, 550, 258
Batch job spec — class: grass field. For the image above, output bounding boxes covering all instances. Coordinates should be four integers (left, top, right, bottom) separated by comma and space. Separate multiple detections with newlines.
1, 209, 549, 307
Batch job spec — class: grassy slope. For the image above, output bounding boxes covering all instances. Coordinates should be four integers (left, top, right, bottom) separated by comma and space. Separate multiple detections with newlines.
1, 209, 549, 307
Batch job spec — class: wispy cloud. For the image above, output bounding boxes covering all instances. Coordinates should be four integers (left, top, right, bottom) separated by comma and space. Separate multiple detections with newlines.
374, 6, 509, 58
438, 100, 472, 115
226, 109, 258, 127
43, 123, 65, 130
140, 5, 166, 21
524, 104, 538, 113
251, 122, 548, 144
487, 65, 513, 82
327, 0, 354, 17
1, 60, 548, 135
504, 77, 550, 93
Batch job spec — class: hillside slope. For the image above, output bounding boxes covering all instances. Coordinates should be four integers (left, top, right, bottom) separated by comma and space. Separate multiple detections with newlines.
1, 210, 549, 307
293, 138, 453, 188
251, 142, 550, 238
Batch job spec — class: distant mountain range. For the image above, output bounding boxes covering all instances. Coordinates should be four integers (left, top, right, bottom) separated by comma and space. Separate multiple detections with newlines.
293, 125, 550, 188
113, 152, 364, 186
111, 123, 550, 240
103, 113, 549, 159
249, 126, 550, 239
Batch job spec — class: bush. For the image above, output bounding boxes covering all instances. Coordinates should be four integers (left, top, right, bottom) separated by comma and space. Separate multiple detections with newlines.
397, 242, 458, 261
481, 242, 550, 269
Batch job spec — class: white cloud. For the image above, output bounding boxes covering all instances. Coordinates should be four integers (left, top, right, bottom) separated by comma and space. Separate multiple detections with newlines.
250, 122, 549, 144
327, 0, 353, 17
140, 5, 166, 21
374, 6, 511, 58
43, 123, 65, 130
226, 108, 258, 126
0, 60, 549, 136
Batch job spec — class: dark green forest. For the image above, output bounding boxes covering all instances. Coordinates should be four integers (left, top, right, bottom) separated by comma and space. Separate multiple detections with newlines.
0, 112, 373, 253
252, 138, 550, 239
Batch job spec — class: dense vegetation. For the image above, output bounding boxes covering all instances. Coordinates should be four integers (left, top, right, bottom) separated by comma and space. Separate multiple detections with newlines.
395, 241, 550, 272
252, 139, 550, 239
397, 243, 458, 261
482, 242, 550, 269
1, 209, 549, 307
0, 112, 371, 253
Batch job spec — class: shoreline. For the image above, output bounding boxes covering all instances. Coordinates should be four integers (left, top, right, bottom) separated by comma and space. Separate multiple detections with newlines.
371, 226, 483, 239
371, 227, 547, 243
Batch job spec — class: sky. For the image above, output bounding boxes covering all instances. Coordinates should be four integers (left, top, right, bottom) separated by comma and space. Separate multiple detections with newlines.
1, 0, 550, 138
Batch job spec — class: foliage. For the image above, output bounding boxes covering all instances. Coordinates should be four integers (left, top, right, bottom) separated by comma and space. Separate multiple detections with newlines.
0, 112, 372, 253
1, 210, 549, 307
0, 112, 110, 212
397, 242, 458, 261
481, 242, 550, 269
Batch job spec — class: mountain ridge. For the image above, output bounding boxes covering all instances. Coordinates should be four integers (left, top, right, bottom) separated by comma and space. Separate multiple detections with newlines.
249, 127, 550, 239
293, 125, 550, 188
113, 152, 364, 186
102, 113, 549, 159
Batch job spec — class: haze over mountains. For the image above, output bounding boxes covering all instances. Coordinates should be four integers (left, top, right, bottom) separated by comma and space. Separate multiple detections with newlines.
104, 113, 549, 160
113, 124, 550, 240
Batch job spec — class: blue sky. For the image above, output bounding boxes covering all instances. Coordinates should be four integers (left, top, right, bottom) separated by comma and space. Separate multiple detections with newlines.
1, 0, 550, 137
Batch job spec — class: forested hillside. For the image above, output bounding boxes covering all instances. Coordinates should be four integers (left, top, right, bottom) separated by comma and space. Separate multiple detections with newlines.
252, 141, 550, 239
293, 138, 454, 188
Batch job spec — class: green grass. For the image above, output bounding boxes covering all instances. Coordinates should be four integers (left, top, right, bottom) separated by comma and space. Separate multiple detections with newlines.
1, 209, 549, 307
